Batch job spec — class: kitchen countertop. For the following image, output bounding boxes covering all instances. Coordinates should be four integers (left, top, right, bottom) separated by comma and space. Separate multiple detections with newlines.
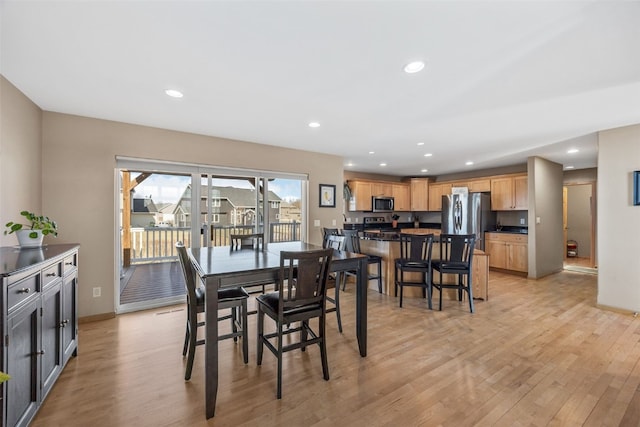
486, 226, 528, 235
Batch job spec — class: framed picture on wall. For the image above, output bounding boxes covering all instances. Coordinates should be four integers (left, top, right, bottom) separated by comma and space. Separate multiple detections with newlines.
319, 184, 336, 207
634, 171, 640, 206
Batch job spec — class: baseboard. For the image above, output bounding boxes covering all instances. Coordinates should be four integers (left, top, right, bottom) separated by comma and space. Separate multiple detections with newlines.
596, 304, 639, 317
79, 312, 116, 323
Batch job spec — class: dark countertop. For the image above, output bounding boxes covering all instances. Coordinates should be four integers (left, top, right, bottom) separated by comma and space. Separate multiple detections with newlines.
487, 226, 528, 235
1, 243, 80, 276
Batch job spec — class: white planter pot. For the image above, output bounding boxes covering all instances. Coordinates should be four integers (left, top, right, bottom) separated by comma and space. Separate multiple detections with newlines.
16, 229, 44, 247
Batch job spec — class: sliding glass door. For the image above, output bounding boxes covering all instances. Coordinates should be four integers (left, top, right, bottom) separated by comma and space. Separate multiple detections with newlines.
115, 157, 307, 313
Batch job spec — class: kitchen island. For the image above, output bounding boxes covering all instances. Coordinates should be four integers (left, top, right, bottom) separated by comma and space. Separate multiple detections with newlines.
359, 229, 489, 301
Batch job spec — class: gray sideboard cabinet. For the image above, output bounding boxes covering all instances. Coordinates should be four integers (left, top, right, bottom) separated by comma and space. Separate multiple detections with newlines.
1, 244, 79, 427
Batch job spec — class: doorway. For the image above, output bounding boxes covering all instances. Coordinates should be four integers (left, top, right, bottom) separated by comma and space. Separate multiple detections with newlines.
563, 183, 597, 272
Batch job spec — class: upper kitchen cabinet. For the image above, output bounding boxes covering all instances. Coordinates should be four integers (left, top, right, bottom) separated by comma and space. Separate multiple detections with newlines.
410, 178, 430, 211
467, 179, 491, 192
372, 182, 392, 197
391, 183, 411, 211
347, 180, 372, 211
490, 174, 528, 210
428, 182, 452, 211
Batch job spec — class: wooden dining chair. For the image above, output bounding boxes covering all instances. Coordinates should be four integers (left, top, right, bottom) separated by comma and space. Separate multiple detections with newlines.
229, 232, 269, 295
431, 234, 476, 313
394, 233, 435, 308
342, 229, 383, 294
325, 234, 346, 332
256, 248, 333, 399
176, 241, 249, 380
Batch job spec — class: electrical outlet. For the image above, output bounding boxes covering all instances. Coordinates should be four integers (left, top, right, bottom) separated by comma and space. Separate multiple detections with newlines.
314, 219, 320, 227
346, 217, 352, 223
520, 218, 525, 225
332, 219, 337, 226
93, 287, 101, 298
536, 216, 541, 224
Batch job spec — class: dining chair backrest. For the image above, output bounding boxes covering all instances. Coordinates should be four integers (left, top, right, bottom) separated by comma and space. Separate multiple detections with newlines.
326, 234, 346, 251
176, 241, 199, 305
278, 249, 333, 314
322, 227, 340, 248
341, 229, 359, 253
399, 233, 434, 263
439, 234, 475, 267
230, 232, 264, 251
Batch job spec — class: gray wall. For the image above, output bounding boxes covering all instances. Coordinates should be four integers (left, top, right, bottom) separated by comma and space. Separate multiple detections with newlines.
528, 156, 564, 278
566, 184, 592, 259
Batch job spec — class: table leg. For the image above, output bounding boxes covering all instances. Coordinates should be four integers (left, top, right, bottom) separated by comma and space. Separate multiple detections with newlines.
356, 256, 367, 357
205, 277, 219, 418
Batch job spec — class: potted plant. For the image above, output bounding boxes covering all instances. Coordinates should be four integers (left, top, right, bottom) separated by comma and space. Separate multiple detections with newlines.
4, 210, 58, 248
0, 371, 9, 384
391, 214, 400, 228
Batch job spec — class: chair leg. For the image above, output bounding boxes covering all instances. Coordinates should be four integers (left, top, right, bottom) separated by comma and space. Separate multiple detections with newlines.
185, 314, 197, 381
257, 306, 264, 365
467, 275, 475, 313
335, 273, 342, 333
376, 261, 382, 293
241, 300, 248, 364
438, 270, 443, 311
231, 307, 238, 342
319, 312, 329, 381
182, 322, 189, 357
426, 272, 433, 310
399, 284, 404, 308
394, 266, 398, 297
276, 320, 284, 399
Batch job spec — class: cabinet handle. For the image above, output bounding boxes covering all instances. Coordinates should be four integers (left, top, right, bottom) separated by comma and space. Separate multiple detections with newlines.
46, 272, 57, 277
17, 288, 31, 294
35, 350, 46, 355
65, 262, 74, 266
59, 319, 69, 328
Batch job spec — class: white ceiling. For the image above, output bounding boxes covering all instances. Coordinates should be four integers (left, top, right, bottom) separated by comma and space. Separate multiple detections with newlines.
2, 1, 639, 177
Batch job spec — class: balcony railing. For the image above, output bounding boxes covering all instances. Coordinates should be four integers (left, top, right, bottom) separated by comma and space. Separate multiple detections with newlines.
129, 222, 301, 264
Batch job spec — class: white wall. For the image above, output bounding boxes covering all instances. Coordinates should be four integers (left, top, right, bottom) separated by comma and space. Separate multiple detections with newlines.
597, 124, 640, 311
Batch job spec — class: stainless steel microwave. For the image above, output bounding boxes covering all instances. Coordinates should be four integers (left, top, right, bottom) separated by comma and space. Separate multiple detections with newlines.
372, 196, 394, 212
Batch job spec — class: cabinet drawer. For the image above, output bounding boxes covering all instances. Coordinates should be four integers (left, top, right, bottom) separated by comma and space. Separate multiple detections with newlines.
63, 253, 78, 275
7, 273, 40, 312
485, 233, 528, 243
42, 262, 63, 288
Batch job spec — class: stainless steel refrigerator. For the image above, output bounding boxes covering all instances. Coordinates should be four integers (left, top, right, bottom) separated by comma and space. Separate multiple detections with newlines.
441, 192, 496, 250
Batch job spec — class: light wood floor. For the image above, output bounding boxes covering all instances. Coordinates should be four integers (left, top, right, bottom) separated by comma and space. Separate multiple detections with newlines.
32, 270, 640, 426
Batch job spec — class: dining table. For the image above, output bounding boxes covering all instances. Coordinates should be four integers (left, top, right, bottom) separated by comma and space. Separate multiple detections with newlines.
188, 240, 368, 419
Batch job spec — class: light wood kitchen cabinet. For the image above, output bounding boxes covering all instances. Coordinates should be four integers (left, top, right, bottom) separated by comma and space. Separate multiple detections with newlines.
391, 183, 411, 211
485, 232, 528, 273
468, 179, 491, 192
372, 182, 392, 197
347, 180, 372, 211
490, 174, 528, 210
428, 183, 452, 211
410, 178, 430, 211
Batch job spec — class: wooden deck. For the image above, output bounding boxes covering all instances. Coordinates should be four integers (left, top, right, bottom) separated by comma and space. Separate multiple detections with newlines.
120, 261, 185, 305
32, 268, 640, 426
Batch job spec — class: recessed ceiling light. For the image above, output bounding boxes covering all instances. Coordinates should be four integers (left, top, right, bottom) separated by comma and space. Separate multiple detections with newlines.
417, 142, 425, 146
165, 89, 183, 98
424, 153, 433, 157
379, 163, 387, 167
369, 151, 375, 155
404, 61, 425, 74
465, 161, 474, 166
421, 169, 428, 173
308, 122, 320, 128
565, 165, 575, 169
567, 148, 579, 154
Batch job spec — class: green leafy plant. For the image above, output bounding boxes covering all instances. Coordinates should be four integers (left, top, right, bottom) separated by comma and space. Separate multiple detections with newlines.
4, 210, 58, 239
0, 371, 9, 383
